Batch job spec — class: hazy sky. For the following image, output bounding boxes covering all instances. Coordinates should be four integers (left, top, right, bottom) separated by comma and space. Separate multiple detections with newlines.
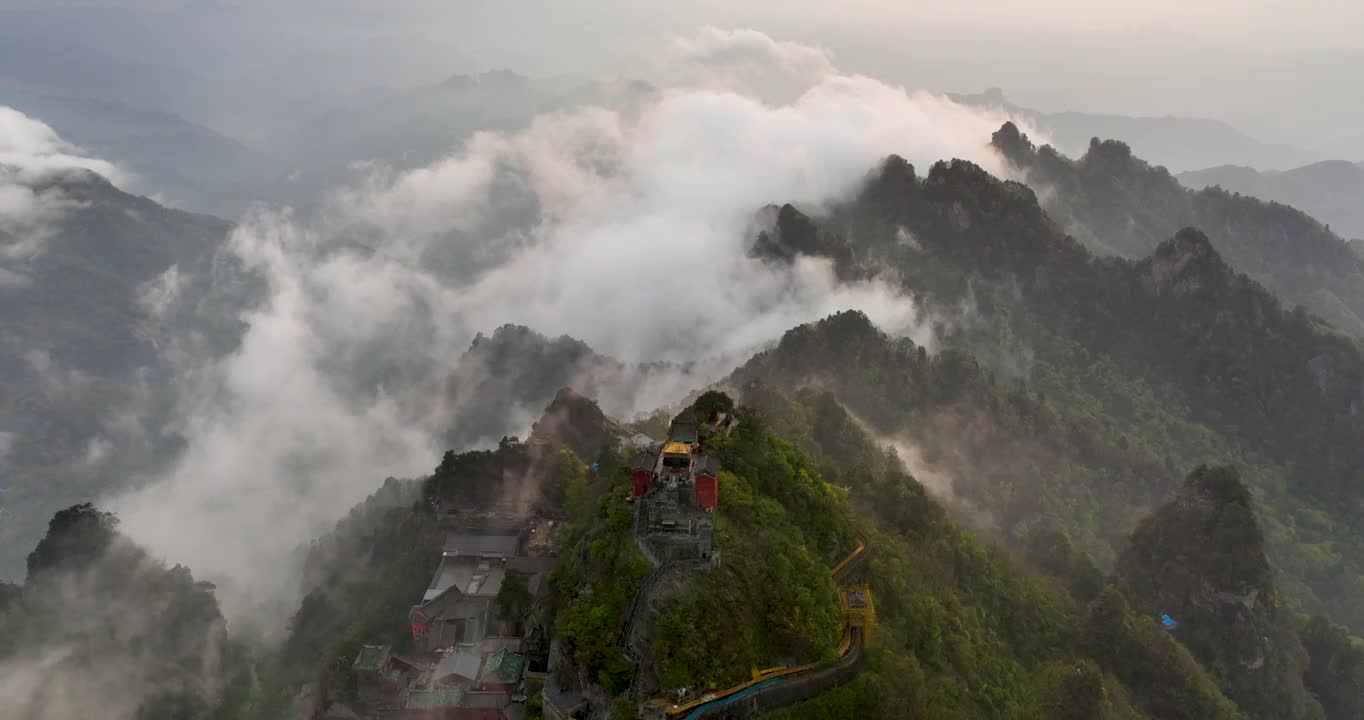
2, 0, 1361, 153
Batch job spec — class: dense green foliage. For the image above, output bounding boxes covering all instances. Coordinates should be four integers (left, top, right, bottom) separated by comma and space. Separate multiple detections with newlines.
497, 569, 534, 620
733, 310, 1172, 569
1299, 616, 1364, 720
546, 447, 652, 694
652, 422, 850, 690
744, 370, 1364, 719
753, 153, 1364, 639
693, 389, 736, 420
735, 384, 1251, 720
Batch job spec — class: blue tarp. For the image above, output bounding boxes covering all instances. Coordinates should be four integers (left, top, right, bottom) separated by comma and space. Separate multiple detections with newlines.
1160, 614, 1178, 630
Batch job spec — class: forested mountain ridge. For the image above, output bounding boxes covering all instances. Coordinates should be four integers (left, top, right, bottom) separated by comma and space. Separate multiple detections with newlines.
989, 121, 1364, 335
272, 388, 1268, 719
749, 155, 1364, 637
5, 354, 1358, 719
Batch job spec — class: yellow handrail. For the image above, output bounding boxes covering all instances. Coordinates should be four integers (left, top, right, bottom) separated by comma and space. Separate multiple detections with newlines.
830, 540, 866, 579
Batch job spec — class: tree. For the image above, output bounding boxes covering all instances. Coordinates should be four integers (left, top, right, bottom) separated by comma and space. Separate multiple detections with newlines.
26, 503, 119, 579
497, 569, 533, 621
1025, 660, 1109, 720
694, 390, 735, 420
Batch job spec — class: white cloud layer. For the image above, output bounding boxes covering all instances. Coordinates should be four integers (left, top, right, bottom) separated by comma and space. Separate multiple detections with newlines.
105, 28, 1034, 621
0, 107, 127, 265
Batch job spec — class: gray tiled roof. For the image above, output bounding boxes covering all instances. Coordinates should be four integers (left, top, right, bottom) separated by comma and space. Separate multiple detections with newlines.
432, 645, 484, 685
631, 449, 658, 472
424, 557, 508, 601
443, 532, 520, 558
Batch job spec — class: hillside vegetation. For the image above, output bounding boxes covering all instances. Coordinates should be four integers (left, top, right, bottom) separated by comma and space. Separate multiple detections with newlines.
752, 152, 1364, 637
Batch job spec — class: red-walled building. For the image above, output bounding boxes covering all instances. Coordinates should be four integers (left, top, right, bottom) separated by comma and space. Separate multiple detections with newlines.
631, 449, 658, 497
693, 455, 718, 511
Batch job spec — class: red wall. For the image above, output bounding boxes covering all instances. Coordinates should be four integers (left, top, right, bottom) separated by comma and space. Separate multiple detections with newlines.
695, 473, 718, 510
631, 470, 652, 497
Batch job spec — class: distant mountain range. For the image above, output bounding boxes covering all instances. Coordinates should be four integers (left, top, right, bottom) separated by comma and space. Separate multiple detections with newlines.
991, 122, 1364, 336
0, 89, 274, 217
2, 58, 649, 220
1178, 161, 1364, 241
255, 70, 656, 212
952, 87, 1322, 173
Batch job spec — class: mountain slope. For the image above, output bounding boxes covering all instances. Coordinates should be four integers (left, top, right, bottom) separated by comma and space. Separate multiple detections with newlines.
0, 90, 272, 216
734, 322, 1364, 720
750, 156, 1364, 636
286, 389, 1252, 720
1178, 160, 1364, 241
991, 121, 1364, 336
0, 170, 236, 578
1118, 466, 1320, 720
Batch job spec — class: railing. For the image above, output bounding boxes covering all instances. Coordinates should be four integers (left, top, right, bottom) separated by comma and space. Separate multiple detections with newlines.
668, 629, 865, 720
620, 500, 669, 698
654, 539, 872, 719
830, 540, 866, 581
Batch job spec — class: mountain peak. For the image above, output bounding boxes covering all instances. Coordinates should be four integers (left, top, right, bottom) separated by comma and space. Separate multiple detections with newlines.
750, 203, 855, 276
1139, 228, 1232, 297
1117, 465, 1320, 718
991, 121, 1036, 166
529, 387, 615, 460
1084, 136, 1136, 166
855, 154, 919, 208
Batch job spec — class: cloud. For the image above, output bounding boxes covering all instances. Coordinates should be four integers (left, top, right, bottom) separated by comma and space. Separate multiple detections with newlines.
0, 107, 127, 265
669, 26, 837, 99
0, 107, 123, 181
104, 28, 1036, 622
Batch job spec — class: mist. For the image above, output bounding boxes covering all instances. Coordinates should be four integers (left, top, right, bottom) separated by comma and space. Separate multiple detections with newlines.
0, 107, 125, 266
2, 1, 1360, 160
78, 28, 1030, 622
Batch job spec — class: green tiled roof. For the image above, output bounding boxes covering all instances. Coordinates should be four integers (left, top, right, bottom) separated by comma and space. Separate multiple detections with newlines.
478, 649, 525, 685
406, 685, 465, 710
352, 645, 391, 671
